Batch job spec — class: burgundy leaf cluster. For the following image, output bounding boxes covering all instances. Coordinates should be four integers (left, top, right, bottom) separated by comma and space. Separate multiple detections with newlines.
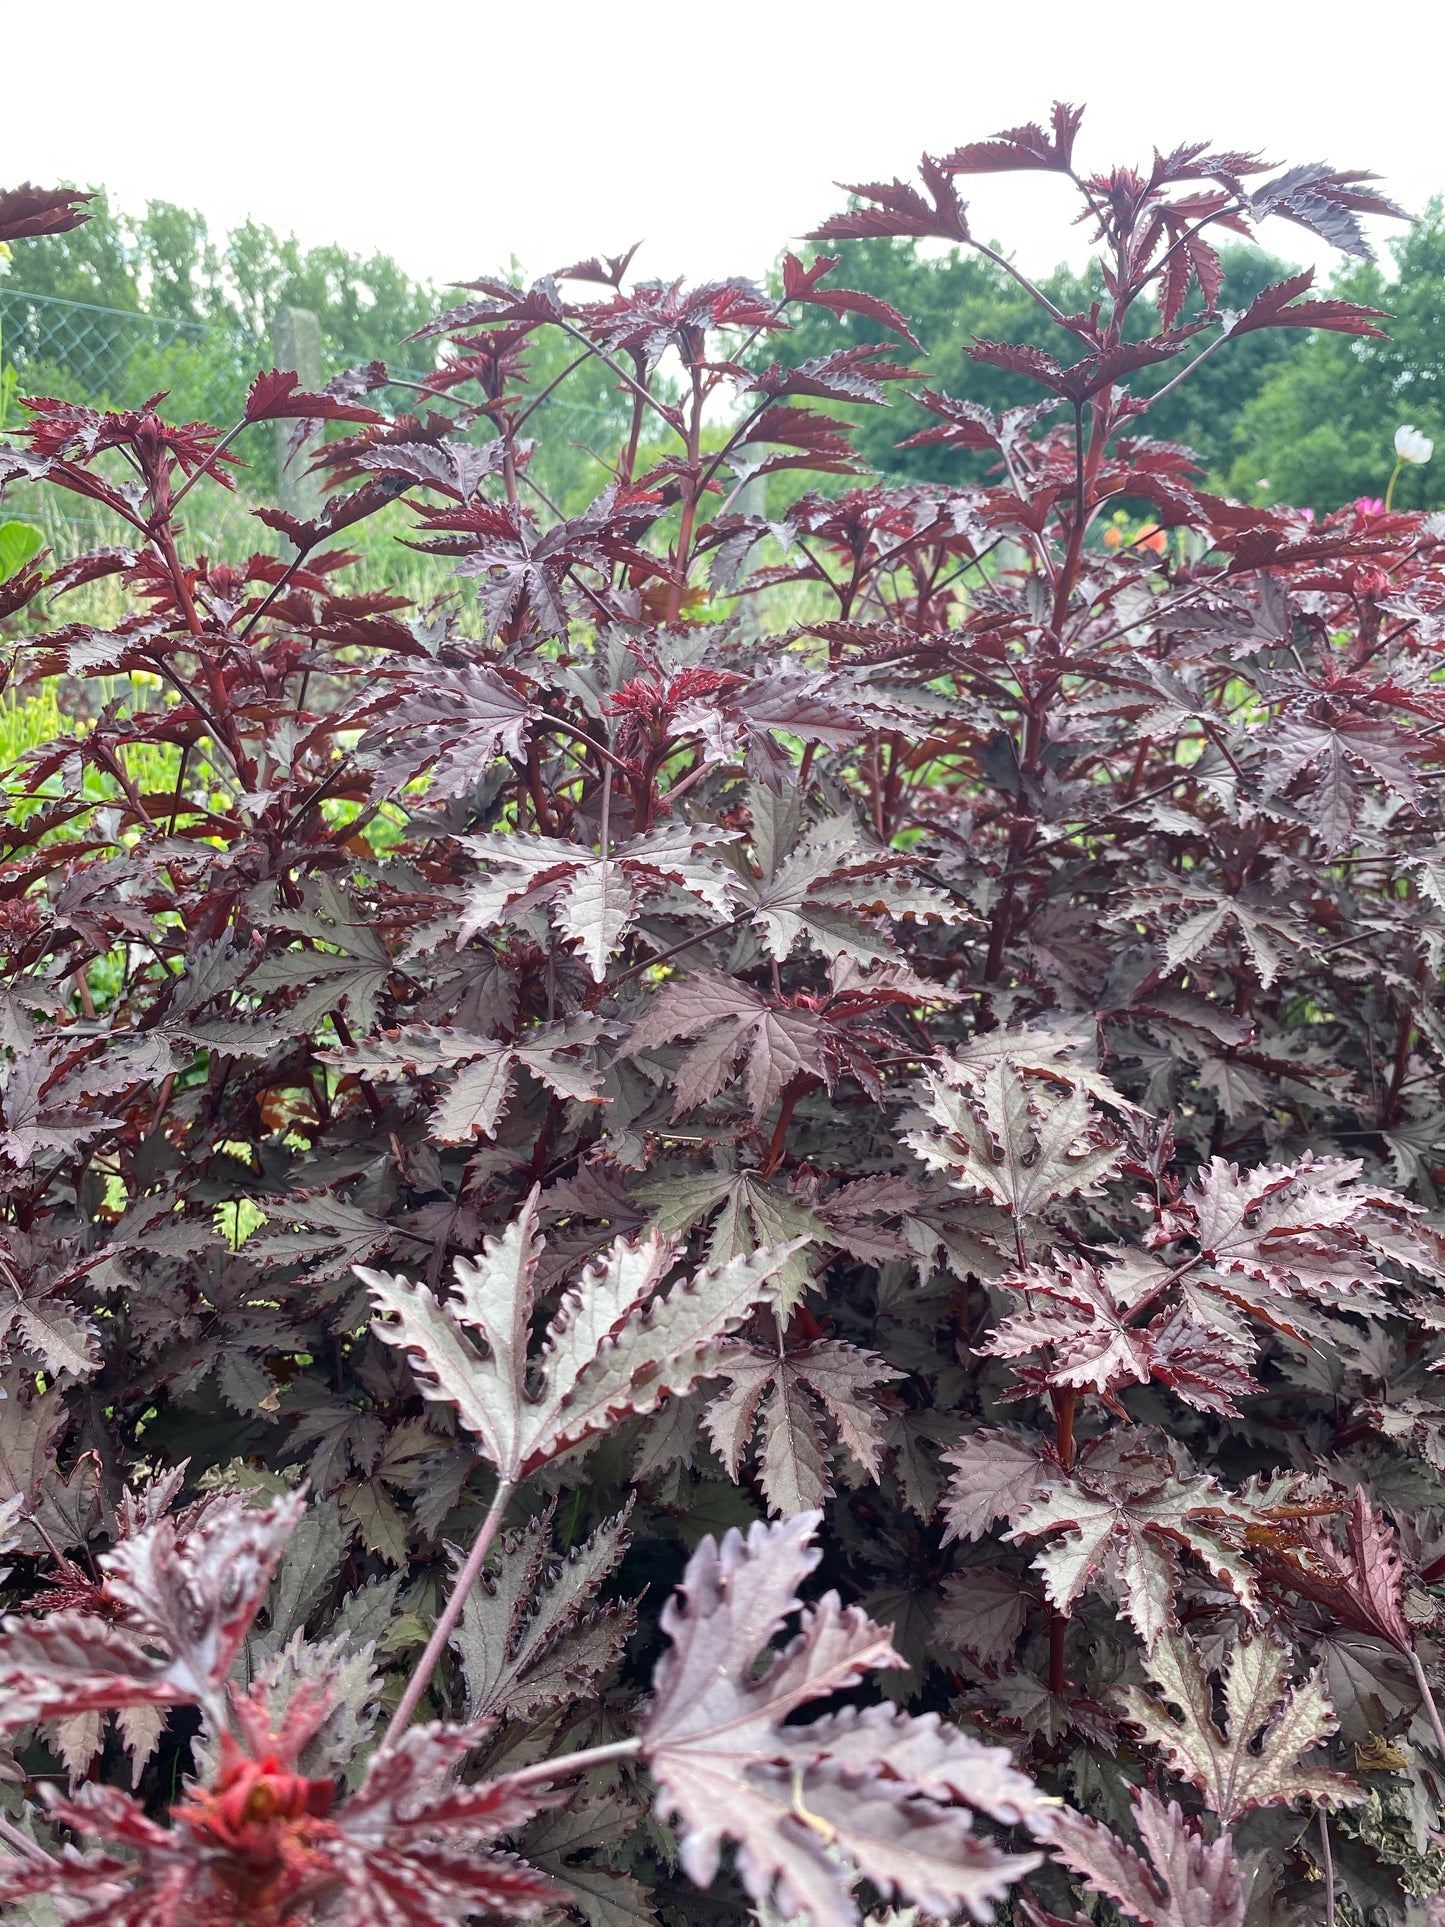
0, 111, 1442, 1925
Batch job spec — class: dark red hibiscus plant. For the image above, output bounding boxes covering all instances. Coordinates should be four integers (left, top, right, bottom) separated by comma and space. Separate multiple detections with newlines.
0, 113, 1441, 1926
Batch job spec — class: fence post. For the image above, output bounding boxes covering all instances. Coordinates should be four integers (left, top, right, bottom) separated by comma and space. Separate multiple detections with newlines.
272, 305, 324, 532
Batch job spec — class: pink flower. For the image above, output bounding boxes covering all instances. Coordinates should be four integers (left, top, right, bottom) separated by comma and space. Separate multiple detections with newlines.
1353, 496, 1385, 515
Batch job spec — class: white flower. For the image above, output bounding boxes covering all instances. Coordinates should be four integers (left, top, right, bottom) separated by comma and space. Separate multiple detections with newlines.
1395, 424, 1434, 465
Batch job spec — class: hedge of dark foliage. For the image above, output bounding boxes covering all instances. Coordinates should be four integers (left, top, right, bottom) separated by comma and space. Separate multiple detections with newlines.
0, 112, 1442, 1926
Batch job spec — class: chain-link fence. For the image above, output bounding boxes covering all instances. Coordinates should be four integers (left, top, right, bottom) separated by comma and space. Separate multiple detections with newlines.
0, 288, 209, 406
0, 284, 609, 422
0, 287, 637, 578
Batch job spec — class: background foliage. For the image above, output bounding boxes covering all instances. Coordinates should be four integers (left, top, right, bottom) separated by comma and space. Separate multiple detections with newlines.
6, 185, 1445, 523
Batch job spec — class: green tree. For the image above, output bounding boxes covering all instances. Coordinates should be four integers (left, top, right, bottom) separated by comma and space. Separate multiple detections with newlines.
137, 199, 218, 325
1224, 202, 1445, 512
220, 219, 438, 374
770, 237, 1307, 490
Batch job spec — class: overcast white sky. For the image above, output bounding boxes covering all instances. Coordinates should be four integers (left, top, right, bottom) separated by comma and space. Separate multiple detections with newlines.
5, 0, 1443, 290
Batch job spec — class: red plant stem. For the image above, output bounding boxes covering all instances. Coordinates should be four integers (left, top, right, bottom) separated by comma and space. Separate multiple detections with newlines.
1408, 1647, 1445, 1765
93, 742, 157, 829
153, 522, 206, 642
1047, 1614, 1069, 1700
1048, 1388, 1078, 1696
608, 910, 749, 990
0, 1810, 56, 1867
72, 965, 96, 1021
983, 843, 1023, 985
524, 742, 553, 834
511, 353, 591, 437
761, 1077, 812, 1179
170, 415, 248, 509
1318, 1806, 1336, 1926
148, 1074, 176, 1134
152, 519, 255, 784
502, 1736, 643, 1789
1053, 1389, 1077, 1473
1380, 977, 1421, 1129
329, 1007, 384, 1121
238, 549, 310, 644
168, 742, 192, 834
383, 1478, 515, 1746
558, 322, 677, 438
619, 377, 646, 485
666, 369, 704, 624
668, 493, 699, 624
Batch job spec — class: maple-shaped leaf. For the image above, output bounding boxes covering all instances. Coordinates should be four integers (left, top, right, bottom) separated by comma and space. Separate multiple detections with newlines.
968, 333, 1203, 404
322, 1016, 607, 1143
905, 1058, 1122, 1231
454, 1503, 635, 1720
339, 432, 513, 502
978, 1255, 1259, 1416
940, 1428, 1057, 1543
780, 252, 923, 348
359, 1189, 804, 1486
981, 1256, 1155, 1399
740, 402, 860, 474
704, 1335, 903, 1515
0, 1489, 304, 1730
1261, 714, 1420, 850
1005, 1434, 1257, 1649
446, 486, 660, 640
359, 663, 542, 798
640, 1513, 1047, 1927
456, 824, 739, 981
1245, 165, 1406, 259
1117, 1628, 1360, 1824
639, 1165, 824, 1315
248, 875, 394, 1035
935, 1570, 1030, 1668
0, 1042, 121, 1167
740, 822, 967, 965
0, 1225, 103, 1379
1157, 219, 1227, 331
1053, 1788, 1245, 1927
521, 1792, 658, 1927
939, 102, 1084, 176
1222, 267, 1389, 338
242, 1192, 395, 1288
0, 183, 93, 243
1255, 1487, 1415, 1654
625, 971, 909, 1123
627, 973, 828, 1122
671, 676, 933, 793
941, 1022, 1141, 1121
1121, 879, 1303, 990
1182, 1152, 1434, 1307
809, 155, 973, 247
243, 369, 389, 425
313, 1721, 564, 1917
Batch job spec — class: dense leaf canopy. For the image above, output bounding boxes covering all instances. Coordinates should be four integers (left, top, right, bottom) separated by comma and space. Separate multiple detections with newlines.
0, 118, 1444, 1926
